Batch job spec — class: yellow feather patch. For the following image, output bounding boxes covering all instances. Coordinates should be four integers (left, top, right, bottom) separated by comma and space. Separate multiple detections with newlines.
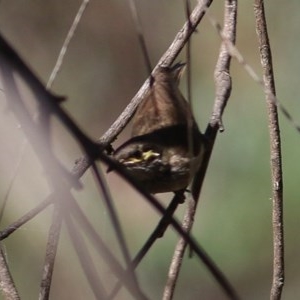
142, 150, 160, 161
122, 149, 160, 165
123, 157, 142, 165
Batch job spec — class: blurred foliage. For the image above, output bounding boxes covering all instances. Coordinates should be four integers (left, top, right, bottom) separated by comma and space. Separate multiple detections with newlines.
0, 1, 300, 299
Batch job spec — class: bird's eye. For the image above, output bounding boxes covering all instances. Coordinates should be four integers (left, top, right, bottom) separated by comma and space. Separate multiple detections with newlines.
122, 149, 143, 165
132, 150, 142, 158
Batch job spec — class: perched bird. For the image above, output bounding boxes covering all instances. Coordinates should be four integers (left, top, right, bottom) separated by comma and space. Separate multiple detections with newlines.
112, 64, 206, 194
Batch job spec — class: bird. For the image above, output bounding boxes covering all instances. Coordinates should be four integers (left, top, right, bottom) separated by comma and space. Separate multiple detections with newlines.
112, 63, 206, 194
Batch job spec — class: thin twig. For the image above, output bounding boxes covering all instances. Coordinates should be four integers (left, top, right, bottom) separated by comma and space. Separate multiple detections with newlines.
0, 34, 99, 173
163, 1, 238, 299
0, 243, 20, 300
39, 3, 92, 295
185, 0, 193, 106
205, 5, 300, 134
90, 163, 145, 298
253, 1, 284, 299
0, 0, 89, 225
0, 140, 27, 224
184, 0, 197, 183
0, 42, 83, 190
65, 194, 149, 300
1, 34, 85, 300
0, 34, 148, 299
162, 196, 194, 300
108, 192, 184, 299
127, 0, 152, 76
0, 197, 53, 240
39, 206, 63, 300
64, 210, 108, 299
47, 0, 90, 89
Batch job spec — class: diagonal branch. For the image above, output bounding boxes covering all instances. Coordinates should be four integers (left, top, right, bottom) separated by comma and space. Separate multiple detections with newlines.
65, 193, 149, 300
90, 163, 144, 297
108, 192, 185, 299
0, 197, 53, 241
64, 210, 108, 299
47, 0, 90, 89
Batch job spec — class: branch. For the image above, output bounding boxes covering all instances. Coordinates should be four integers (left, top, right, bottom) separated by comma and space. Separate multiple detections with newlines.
163, 1, 238, 299
108, 192, 185, 299
0, 34, 100, 168
0, 197, 52, 241
0, 0, 90, 230
47, 0, 90, 89
65, 193, 150, 300
205, 4, 300, 134
253, 1, 284, 299
0, 243, 20, 300
162, 197, 195, 300
64, 211, 108, 299
127, 0, 152, 75
90, 163, 144, 296
39, 206, 63, 300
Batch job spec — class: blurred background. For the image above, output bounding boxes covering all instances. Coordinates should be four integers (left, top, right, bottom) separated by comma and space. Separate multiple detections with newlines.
0, 1, 299, 299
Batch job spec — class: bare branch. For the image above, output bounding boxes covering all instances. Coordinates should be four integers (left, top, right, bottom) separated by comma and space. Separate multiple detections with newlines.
0, 197, 52, 241
162, 196, 194, 300
64, 211, 108, 299
206, 4, 300, 134
90, 163, 144, 297
108, 192, 185, 299
0, 34, 100, 171
253, 1, 284, 299
66, 193, 149, 300
0, 0, 90, 224
47, 0, 90, 89
127, 0, 153, 76
39, 206, 63, 300
0, 141, 26, 224
0, 244, 20, 300
163, 1, 238, 299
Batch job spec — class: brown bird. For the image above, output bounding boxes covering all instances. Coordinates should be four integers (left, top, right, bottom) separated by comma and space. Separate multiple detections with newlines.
113, 64, 206, 194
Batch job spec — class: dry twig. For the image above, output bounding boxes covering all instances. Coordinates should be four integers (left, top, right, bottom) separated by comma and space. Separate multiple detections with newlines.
39, 207, 63, 300
0, 244, 20, 300
253, 1, 284, 299
163, 1, 238, 299
47, 0, 90, 89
